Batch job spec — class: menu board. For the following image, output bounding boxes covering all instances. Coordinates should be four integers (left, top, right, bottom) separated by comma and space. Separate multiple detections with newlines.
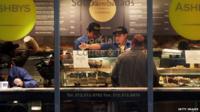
31, 0, 54, 36
81, 0, 177, 36
153, 0, 176, 35
125, 0, 147, 35
60, 0, 80, 36
31, 0, 80, 36
125, 0, 176, 35
30, 0, 177, 37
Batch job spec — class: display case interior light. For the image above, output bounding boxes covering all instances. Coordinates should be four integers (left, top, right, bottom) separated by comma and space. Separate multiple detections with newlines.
31, 106, 42, 111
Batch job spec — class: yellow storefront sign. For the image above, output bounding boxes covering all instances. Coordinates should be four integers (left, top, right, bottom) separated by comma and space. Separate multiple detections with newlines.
169, 0, 200, 40
0, 0, 36, 41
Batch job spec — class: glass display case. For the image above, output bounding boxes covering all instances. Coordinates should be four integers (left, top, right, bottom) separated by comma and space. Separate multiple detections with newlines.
61, 50, 117, 87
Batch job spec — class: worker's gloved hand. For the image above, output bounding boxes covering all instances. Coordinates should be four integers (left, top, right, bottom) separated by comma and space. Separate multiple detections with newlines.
13, 78, 24, 87
79, 43, 89, 50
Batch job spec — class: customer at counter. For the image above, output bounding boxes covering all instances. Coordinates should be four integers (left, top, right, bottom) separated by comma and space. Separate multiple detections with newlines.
74, 22, 102, 50
111, 34, 159, 87
0, 55, 38, 88
79, 26, 131, 53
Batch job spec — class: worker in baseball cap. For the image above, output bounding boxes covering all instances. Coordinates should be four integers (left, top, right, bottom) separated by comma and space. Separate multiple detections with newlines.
74, 22, 102, 50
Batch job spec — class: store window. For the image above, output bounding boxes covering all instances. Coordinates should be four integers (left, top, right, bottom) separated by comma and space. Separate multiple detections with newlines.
2, 0, 200, 112
59, 0, 149, 112
0, 0, 155, 112
153, 0, 200, 112
0, 0, 55, 112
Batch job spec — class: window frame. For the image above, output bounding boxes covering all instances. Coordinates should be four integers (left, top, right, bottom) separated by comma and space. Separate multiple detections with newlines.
53, 0, 154, 112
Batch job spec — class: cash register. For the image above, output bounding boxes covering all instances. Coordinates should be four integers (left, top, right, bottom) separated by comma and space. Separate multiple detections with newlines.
159, 49, 189, 68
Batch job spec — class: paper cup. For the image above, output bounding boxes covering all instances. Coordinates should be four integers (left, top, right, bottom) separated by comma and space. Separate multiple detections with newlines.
0, 81, 8, 89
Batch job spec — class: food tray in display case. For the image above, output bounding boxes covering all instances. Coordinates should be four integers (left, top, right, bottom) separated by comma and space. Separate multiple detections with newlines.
62, 71, 112, 87
158, 68, 200, 87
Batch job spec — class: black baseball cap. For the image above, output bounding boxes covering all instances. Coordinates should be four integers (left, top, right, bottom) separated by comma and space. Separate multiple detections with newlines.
87, 22, 101, 35
113, 26, 128, 35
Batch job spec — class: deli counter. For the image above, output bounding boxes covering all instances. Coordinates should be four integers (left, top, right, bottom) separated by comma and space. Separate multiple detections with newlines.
1, 49, 200, 112
61, 50, 117, 87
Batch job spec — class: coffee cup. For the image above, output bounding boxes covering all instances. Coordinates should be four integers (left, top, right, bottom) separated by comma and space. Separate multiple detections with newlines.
0, 81, 9, 89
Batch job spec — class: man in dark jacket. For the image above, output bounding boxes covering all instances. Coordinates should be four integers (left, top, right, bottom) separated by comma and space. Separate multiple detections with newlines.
111, 34, 159, 112
112, 34, 159, 87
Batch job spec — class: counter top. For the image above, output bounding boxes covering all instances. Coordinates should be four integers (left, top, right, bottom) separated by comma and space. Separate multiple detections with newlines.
154, 87, 200, 92
157, 68, 200, 72
1, 87, 200, 92
0, 87, 147, 92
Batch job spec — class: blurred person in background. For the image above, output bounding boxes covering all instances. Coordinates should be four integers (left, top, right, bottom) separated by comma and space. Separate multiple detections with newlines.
0, 55, 38, 88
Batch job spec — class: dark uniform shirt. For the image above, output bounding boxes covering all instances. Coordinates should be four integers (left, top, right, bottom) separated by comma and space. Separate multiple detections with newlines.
111, 47, 159, 87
